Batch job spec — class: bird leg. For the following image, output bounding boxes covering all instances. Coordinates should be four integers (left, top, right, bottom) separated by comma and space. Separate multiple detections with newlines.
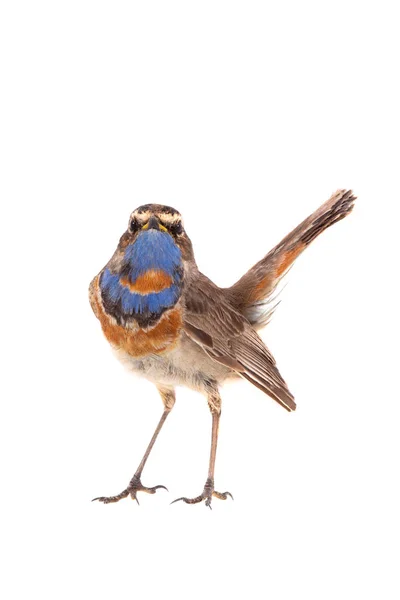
93, 387, 175, 505
172, 389, 233, 509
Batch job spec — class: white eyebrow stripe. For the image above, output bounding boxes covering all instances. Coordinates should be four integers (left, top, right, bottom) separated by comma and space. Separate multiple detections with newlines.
158, 213, 182, 225
130, 211, 182, 226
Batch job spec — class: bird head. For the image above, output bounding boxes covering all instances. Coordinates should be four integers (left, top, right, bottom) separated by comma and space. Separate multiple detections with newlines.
122, 204, 194, 261
99, 204, 193, 327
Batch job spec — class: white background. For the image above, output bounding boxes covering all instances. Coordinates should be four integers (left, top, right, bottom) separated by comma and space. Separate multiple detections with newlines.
1, 1, 399, 598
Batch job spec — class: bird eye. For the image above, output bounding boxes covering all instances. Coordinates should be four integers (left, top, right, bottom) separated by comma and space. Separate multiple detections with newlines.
170, 222, 183, 235
130, 218, 139, 233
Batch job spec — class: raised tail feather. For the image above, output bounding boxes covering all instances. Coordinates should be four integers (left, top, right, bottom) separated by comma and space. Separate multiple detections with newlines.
226, 189, 356, 327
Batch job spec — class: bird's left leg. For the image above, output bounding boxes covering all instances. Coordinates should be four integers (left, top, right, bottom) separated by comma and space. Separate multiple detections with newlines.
172, 386, 233, 509
93, 386, 175, 504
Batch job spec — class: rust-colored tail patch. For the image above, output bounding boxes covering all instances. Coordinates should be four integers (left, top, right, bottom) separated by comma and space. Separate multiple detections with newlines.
228, 189, 356, 326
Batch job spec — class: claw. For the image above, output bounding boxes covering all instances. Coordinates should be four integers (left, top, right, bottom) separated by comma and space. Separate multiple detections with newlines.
92, 490, 130, 504
170, 497, 184, 505
171, 487, 233, 508
142, 484, 168, 495
92, 480, 168, 505
171, 495, 204, 505
213, 491, 234, 501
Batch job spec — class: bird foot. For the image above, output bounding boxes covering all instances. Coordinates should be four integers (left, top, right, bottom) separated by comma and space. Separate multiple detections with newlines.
171, 478, 233, 509
92, 475, 168, 505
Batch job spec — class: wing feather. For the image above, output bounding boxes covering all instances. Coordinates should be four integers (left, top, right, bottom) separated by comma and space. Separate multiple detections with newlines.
183, 273, 296, 411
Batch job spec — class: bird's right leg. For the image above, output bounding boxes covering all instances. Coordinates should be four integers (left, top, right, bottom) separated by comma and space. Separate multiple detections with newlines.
93, 386, 175, 505
172, 387, 233, 509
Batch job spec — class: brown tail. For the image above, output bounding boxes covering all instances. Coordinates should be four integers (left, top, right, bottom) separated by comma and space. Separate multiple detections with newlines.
226, 189, 356, 327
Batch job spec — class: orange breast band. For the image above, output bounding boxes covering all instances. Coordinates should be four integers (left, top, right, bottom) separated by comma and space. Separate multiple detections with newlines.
120, 269, 173, 294
91, 283, 182, 357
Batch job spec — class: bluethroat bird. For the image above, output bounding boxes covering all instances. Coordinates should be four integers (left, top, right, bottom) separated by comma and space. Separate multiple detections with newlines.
89, 189, 356, 508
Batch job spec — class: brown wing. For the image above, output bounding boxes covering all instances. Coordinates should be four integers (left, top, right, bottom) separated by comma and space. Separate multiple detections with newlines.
183, 273, 296, 411
226, 189, 356, 327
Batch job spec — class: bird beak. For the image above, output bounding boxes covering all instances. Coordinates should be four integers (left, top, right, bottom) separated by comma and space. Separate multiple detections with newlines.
142, 216, 168, 232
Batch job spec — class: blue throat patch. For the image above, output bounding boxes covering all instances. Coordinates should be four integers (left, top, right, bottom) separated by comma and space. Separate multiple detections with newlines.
122, 229, 182, 280
100, 230, 183, 322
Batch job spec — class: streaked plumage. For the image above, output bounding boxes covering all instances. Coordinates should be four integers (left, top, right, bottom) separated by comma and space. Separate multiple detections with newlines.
89, 190, 356, 507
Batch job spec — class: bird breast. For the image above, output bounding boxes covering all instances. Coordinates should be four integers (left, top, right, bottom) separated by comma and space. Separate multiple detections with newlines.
89, 274, 183, 357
